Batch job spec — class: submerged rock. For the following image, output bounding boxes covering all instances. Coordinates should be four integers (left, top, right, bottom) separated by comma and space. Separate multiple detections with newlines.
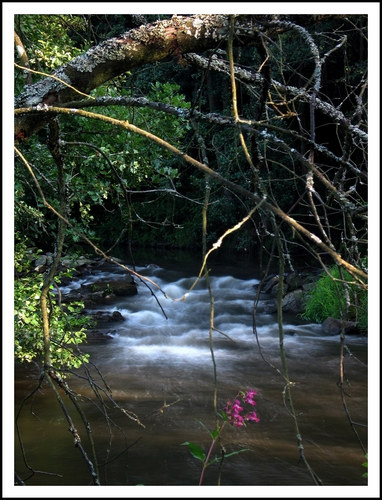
85, 330, 114, 343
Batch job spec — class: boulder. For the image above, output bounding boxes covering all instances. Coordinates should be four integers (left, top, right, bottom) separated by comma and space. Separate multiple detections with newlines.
34, 253, 54, 272
262, 300, 277, 314
84, 291, 107, 306
90, 310, 125, 324
262, 275, 279, 295
111, 279, 138, 297
81, 276, 137, 297
285, 271, 302, 290
84, 310, 125, 342
281, 290, 304, 314
321, 317, 361, 335
259, 291, 304, 315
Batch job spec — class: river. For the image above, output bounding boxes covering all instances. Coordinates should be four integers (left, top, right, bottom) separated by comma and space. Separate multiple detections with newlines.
13, 249, 368, 491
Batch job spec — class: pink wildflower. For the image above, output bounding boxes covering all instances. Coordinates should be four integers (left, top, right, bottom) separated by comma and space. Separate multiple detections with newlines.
232, 399, 244, 413
245, 410, 260, 423
244, 389, 258, 405
224, 389, 260, 427
233, 415, 245, 427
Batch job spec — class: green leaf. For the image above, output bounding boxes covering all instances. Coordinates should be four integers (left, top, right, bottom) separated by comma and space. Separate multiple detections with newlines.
181, 442, 206, 462
208, 448, 251, 466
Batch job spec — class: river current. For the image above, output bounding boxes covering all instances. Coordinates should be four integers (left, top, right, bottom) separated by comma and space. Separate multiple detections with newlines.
14, 250, 368, 490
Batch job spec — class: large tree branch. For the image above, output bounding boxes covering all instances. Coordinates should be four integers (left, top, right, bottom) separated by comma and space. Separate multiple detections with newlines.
15, 14, 361, 144
14, 14, 261, 139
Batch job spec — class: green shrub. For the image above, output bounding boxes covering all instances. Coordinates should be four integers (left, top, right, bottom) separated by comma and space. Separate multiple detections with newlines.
301, 263, 368, 329
14, 238, 91, 372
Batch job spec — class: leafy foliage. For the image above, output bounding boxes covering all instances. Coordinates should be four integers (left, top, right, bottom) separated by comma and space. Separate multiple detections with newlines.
301, 262, 368, 328
14, 237, 91, 371
15, 15, 88, 94
57, 81, 192, 246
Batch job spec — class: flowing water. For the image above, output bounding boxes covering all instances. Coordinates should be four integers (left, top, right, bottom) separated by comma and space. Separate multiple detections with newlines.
14, 250, 368, 487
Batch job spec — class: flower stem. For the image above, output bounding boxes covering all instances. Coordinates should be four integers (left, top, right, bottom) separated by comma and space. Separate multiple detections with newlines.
198, 422, 226, 486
